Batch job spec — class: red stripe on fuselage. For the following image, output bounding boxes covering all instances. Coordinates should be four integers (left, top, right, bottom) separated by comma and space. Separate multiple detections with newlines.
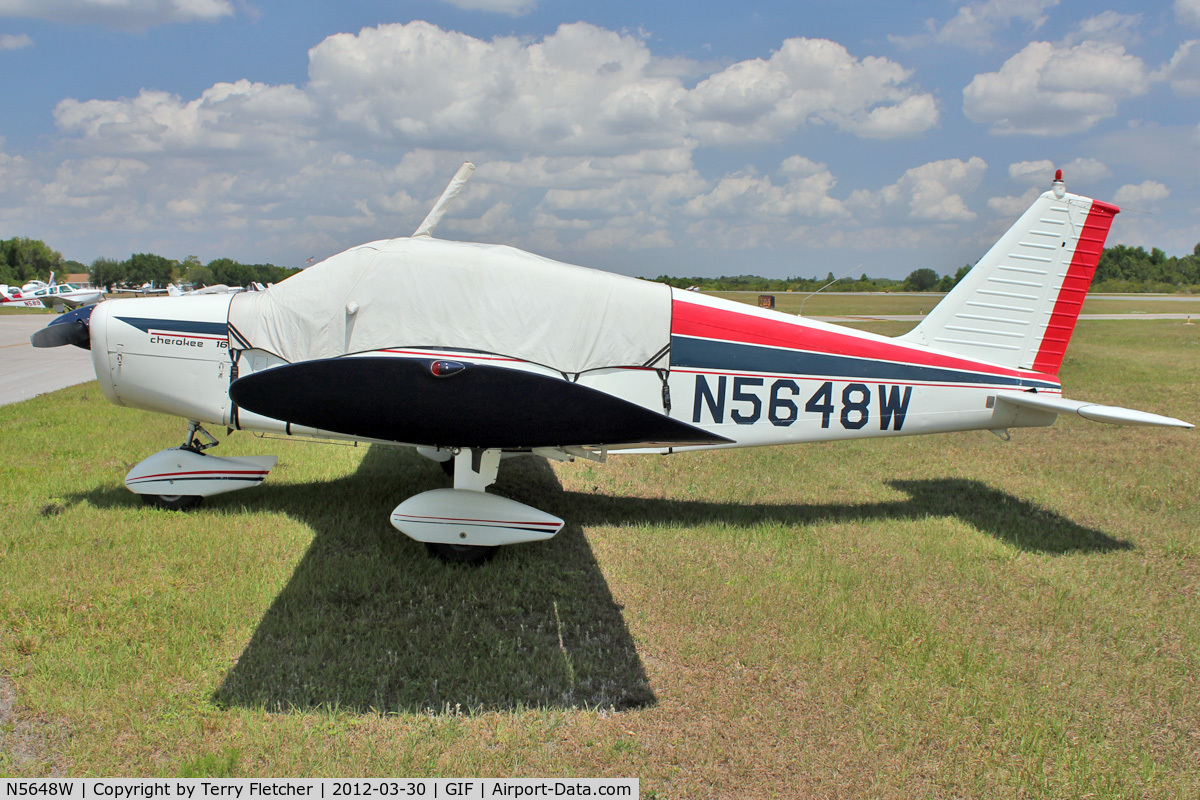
1031, 200, 1119, 374
671, 297, 1055, 384
671, 366, 1064, 394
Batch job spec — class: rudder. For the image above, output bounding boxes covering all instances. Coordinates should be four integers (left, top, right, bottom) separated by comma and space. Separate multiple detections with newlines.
900, 174, 1118, 375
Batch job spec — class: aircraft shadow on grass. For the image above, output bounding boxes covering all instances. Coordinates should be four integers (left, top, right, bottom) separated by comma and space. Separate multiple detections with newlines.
70, 445, 1129, 715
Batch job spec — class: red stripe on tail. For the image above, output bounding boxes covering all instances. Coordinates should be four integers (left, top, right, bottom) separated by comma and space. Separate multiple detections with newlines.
1031, 200, 1119, 375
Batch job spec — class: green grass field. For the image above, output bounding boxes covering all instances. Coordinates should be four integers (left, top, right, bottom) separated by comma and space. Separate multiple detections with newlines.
1, 319, 1198, 797
0, 307, 54, 315
708, 291, 1200, 317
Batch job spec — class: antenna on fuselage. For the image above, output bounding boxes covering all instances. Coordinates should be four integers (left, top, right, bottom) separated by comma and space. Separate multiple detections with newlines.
798, 263, 862, 316
412, 161, 476, 238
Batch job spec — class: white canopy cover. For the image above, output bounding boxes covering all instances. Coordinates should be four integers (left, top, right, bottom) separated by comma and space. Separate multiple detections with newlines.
228, 237, 672, 376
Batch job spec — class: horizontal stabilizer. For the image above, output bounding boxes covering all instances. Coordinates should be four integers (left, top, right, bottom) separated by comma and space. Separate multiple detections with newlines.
995, 391, 1193, 429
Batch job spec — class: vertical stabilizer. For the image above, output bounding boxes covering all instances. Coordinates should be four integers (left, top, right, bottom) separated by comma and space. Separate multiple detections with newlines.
900, 177, 1118, 375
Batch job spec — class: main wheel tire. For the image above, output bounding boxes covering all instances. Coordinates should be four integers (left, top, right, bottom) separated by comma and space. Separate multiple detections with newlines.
439, 458, 454, 478
140, 493, 203, 511
424, 541, 498, 565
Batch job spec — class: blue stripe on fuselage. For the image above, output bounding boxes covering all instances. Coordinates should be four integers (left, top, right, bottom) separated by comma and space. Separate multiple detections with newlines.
116, 317, 229, 336
670, 335, 1058, 390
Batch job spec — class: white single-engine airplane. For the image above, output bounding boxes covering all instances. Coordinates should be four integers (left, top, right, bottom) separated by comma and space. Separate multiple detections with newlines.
32, 164, 1192, 563
9, 273, 104, 310
166, 282, 266, 297
26, 282, 105, 310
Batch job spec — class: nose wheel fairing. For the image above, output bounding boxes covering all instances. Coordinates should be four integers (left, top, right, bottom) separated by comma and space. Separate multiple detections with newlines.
124, 447, 277, 499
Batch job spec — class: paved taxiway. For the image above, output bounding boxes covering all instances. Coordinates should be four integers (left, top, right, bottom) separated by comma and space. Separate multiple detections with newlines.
2, 311, 1195, 407
1, 314, 95, 406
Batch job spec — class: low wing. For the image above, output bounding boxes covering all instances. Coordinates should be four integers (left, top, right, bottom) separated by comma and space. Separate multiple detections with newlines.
995, 391, 1193, 428
229, 356, 731, 449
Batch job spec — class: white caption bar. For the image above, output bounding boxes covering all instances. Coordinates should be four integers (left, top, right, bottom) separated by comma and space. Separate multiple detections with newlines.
2, 780, 638, 800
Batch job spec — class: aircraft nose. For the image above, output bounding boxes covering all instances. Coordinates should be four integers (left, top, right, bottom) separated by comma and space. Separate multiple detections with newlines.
30, 304, 94, 349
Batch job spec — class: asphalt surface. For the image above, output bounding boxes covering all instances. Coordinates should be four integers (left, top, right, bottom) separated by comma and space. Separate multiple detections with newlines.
1, 310, 1196, 407
1, 314, 96, 406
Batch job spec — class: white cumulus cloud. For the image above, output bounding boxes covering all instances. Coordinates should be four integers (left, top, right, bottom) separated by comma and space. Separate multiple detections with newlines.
0, 32, 31, 49
54, 81, 316, 156
438, 0, 536, 15
685, 37, 938, 143
682, 156, 847, 220
990, 158, 1111, 215
1158, 40, 1200, 95
48, 22, 937, 161
9, 21, 976, 271
0, 0, 233, 30
1064, 12, 1143, 46
1007, 157, 1110, 185
1178, 0, 1200, 27
892, 0, 1060, 50
963, 40, 1151, 135
850, 157, 988, 222
305, 22, 689, 156
1112, 180, 1170, 208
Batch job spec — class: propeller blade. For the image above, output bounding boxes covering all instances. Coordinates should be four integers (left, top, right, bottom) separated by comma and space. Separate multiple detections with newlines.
30, 305, 94, 349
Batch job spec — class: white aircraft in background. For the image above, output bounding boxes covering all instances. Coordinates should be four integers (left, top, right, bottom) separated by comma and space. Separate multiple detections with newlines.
127, 282, 172, 296
32, 164, 1192, 563
25, 282, 104, 310
19, 272, 53, 293
6, 273, 104, 310
166, 282, 266, 297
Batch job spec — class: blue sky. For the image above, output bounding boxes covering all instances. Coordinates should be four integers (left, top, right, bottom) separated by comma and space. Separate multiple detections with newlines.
1, 0, 1197, 279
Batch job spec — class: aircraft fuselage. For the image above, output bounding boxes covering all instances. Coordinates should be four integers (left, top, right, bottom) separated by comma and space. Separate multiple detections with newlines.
86, 288, 1058, 454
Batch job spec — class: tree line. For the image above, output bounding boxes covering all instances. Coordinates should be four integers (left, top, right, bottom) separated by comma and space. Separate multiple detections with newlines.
0, 237, 299, 290
88, 253, 299, 291
649, 264, 976, 294
1093, 244, 1200, 292
4, 235, 1199, 295
647, 242, 1200, 294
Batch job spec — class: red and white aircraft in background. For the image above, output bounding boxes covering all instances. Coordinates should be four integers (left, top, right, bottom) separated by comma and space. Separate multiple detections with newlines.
32, 165, 1191, 562
4, 273, 104, 310
0, 285, 45, 308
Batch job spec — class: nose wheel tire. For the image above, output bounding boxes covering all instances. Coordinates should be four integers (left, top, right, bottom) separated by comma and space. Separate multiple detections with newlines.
140, 494, 203, 511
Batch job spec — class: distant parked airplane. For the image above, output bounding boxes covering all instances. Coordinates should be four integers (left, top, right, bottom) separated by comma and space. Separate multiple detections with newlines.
7, 273, 103, 310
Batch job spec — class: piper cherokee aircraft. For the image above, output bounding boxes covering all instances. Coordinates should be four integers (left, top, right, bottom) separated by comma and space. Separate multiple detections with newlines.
31, 164, 1193, 563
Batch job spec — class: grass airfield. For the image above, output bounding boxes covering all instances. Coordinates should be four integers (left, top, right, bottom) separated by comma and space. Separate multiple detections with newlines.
1, 311, 1198, 798
707, 291, 1200, 317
